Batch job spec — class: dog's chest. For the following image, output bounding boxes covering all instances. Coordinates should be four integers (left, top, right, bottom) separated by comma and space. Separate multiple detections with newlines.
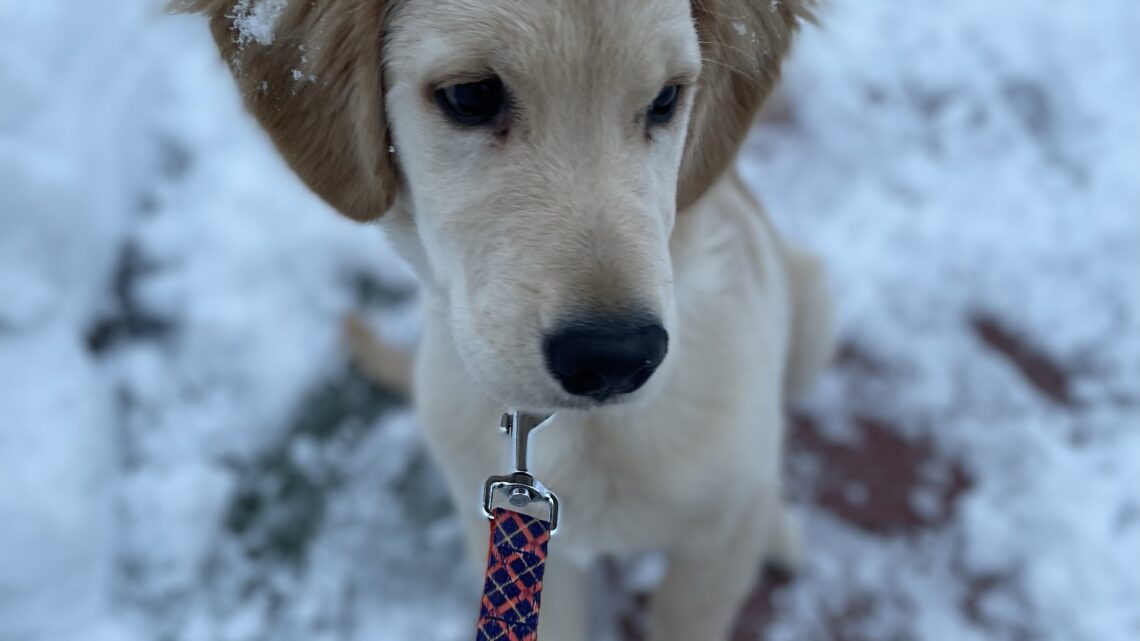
530, 401, 778, 557
534, 446, 696, 555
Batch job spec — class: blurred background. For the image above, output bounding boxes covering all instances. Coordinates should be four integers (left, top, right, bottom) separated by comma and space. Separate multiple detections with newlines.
1, 1, 1137, 640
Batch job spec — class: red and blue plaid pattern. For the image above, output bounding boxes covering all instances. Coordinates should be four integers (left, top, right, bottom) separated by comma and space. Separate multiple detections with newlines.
475, 508, 552, 641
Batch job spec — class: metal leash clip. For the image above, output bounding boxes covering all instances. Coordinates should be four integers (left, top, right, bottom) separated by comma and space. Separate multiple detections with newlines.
482, 411, 560, 533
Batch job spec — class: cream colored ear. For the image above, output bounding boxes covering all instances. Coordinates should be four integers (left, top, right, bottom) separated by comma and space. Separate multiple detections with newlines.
174, 0, 398, 221
679, 0, 813, 210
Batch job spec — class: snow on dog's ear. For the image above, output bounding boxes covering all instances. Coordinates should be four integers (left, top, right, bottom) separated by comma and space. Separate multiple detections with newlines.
679, 0, 812, 209
173, 0, 398, 221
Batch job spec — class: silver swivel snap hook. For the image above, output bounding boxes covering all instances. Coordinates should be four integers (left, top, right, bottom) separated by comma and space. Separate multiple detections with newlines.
481, 411, 560, 532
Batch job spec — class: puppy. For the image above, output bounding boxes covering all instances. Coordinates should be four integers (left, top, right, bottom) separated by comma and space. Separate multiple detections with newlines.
177, 0, 831, 639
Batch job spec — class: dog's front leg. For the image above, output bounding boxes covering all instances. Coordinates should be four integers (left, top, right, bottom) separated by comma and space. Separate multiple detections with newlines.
647, 501, 770, 641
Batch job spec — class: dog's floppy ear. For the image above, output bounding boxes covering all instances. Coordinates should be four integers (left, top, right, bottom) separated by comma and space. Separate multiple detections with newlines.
174, 0, 398, 221
679, 0, 812, 209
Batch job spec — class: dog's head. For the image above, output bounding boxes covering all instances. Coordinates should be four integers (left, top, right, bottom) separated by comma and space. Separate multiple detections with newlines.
182, 0, 807, 410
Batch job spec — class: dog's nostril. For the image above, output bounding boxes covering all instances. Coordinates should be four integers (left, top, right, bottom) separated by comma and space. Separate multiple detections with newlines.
543, 319, 668, 401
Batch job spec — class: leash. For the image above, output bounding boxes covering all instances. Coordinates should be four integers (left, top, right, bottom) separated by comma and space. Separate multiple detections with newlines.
476, 411, 560, 641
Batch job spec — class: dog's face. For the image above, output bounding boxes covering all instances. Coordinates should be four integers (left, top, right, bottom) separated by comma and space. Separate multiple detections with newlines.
383, 0, 698, 409
184, 0, 806, 410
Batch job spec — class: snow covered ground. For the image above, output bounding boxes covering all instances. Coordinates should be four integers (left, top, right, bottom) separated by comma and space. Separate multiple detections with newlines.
0, 1, 1136, 640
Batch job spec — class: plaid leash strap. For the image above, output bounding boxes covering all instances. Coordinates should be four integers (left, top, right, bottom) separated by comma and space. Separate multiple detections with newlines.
475, 508, 552, 641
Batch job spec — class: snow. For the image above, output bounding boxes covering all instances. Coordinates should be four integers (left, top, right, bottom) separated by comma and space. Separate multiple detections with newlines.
0, 1, 1136, 640
232, 0, 288, 47
740, 1, 1140, 638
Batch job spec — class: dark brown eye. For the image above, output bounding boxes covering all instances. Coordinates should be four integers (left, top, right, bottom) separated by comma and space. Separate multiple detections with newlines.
647, 85, 679, 125
435, 77, 505, 126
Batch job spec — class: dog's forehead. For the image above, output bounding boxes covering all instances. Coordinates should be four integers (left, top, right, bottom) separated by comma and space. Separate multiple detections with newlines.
387, 0, 699, 84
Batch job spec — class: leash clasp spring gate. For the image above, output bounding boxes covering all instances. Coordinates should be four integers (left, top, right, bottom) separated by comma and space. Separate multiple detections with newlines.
481, 411, 560, 532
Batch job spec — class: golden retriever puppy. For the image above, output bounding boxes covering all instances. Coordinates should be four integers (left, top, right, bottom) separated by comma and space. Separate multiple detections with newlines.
176, 0, 831, 638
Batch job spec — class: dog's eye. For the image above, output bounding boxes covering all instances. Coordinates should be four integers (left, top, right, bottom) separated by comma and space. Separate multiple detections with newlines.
435, 77, 505, 126
647, 85, 679, 125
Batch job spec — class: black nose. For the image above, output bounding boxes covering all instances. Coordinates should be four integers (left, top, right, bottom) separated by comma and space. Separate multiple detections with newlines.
544, 319, 669, 401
